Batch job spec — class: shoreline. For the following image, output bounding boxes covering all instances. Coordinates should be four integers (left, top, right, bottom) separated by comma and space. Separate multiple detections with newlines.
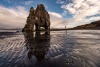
0, 29, 100, 33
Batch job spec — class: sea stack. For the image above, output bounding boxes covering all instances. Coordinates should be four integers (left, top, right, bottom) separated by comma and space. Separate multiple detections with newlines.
22, 4, 50, 32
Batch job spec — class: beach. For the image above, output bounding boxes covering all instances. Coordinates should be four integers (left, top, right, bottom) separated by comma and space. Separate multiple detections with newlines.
0, 30, 100, 67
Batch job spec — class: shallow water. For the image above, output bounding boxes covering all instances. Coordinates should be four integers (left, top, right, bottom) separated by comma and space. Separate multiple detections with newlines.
0, 30, 100, 67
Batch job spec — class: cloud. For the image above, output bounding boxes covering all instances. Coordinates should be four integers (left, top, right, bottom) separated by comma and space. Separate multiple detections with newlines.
49, 11, 63, 18
62, 10, 68, 16
0, 5, 68, 29
59, 0, 100, 27
1, 0, 99, 29
49, 11, 71, 28
0, 5, 28, 29
49, 12, 66, 28
56, 0, 65, 4
25, 1, 33, 6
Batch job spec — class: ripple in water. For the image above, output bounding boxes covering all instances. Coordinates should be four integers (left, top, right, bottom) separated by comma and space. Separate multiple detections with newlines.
0, 30, 100, 67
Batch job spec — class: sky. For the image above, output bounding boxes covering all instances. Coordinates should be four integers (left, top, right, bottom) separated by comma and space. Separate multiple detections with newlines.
0, 0, 100, 29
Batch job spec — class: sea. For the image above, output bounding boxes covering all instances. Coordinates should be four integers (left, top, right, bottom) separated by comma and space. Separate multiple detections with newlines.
0, 30, 100, 67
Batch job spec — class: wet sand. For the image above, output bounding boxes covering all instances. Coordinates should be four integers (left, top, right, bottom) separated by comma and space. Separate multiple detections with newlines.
0, 30, 100, 67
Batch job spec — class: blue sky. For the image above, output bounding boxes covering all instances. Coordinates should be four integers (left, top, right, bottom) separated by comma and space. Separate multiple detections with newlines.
0, 0, 100, 29
0, 0, 72, 18
0, 0, 61, 11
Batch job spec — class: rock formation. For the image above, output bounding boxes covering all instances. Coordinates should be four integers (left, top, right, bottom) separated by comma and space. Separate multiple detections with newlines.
22, 4, 50, 32
23, 31, 50, 61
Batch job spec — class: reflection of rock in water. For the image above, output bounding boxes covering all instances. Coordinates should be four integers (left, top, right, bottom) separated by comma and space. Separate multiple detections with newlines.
23, 31, 50, 62
0, 30, 100, 67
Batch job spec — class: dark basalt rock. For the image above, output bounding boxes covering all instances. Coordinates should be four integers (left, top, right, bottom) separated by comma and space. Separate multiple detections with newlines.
22, 4, 50, 32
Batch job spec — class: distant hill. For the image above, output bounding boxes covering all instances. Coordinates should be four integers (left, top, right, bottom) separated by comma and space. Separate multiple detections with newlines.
72, 20, 100, 30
